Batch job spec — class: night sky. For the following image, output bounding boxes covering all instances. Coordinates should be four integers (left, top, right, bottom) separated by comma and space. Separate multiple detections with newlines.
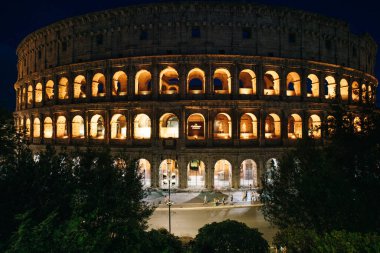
1, 0, 379, 111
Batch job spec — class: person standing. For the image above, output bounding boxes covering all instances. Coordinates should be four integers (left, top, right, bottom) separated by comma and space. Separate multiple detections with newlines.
203, 194, 207, 204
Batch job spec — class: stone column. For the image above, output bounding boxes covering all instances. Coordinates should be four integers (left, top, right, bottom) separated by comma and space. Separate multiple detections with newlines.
259, 109, 266, 146
178, 157, 188, 189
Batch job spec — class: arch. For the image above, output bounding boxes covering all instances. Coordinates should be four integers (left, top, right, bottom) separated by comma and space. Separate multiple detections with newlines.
25, 118, 31, 137
324, 76, 336, 99
187, 160, 206, 189
240, 159, 257, 188
308, 114, 321, 139
264, 70, 280, 95
27, 85, 33, 104
340, 79, 349, 101
214, 159, 232, 189
56, 116, 67, 139
239, 69, 256, 95
286, 72, 301, 96
159, 159, 178, 189
361, 84, 367, 103
187, 68, 205, 94
135, 70, 152, 95
214, 113, 232, 139
265, 113, 281, 139
43, 117, 53, 138
35, 83, 42, 102
159, 113, 179, 138
133, 114, 151, 139
137, 159, 151, 187
72, 115, 85, 138
353, 116, 362, 133
160, 67, 179, 94
352, 81, 360, 102
288, 114, 302, 139
21, 87, 26, 106
33, 118, 41, 138
187, 113, 205, 140
326, 115, 336, 137
368, 85, 373, 103
306, 74, 319, 97
112, 71, 128, 96
213, 68, 231, 94
91, 73, 106, 97
89, 114, 105, 139
74, 75, 86, 98
58, 77, 69, 99
46, 80, 54, 100
240, 113, 258, 139
110, 114, 127, 139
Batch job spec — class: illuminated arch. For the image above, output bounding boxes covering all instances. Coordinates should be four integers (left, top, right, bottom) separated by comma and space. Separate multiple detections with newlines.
187, 68, 205, 94
240, 113, 258, 139
112, 71, 128, 96
361, 84, 367, 103
159, 159, 179, 189
353, 116, 362, 133
340, 79, 349, 101
159, 113, 179, 138
133, 114, 151, 139
110, 114, 127, 139
264, 70, 280, 95
160, 67, 179, 94
324, 76, 336, 99
46, 80, 54, 100
25, 118, 31, 137
306, 74, 319, 98
56, 116, 67, 139
35, 83, 42, 102
58, 77, 69, 100
286, 72, 301, 96
239, 69, 256, 95
135, 70, 152, 95
326, 115, 336, 137
368, 85, 373, 103
240, 159, 257, 188
91, 73, 106, 97
27, 85, 33, 104
187, 160, 206, 189
136, 159, 151, 187
33, 118, 41, 138
213, 68, 231, 94
288, 114, 302, 139
44, 117, 53, 138
74, 75, 86, 98
89, 114, 105, 139
72, 115, 85, 139
308, 114, 321, 139
265, 113, 281, 139
214, 113, 232, 139
352, 81, 360, 102
187, 113, 206, 140
21, 87, 26, 106
214, 159, 232, 189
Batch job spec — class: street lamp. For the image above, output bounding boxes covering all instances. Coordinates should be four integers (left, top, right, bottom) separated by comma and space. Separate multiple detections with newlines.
166, 159, 173, 233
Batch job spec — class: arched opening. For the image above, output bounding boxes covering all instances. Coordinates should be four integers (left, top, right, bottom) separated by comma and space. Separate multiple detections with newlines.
135, 70, 152, 95
46, 80, 54, 100
214, 159, 232, 189
187, 160, 206, 189
240, 113, 258, 139
368, 85, 373, 103
326, 115, 336, 138
286, 72, 301, 96
264, 71, 280, 95
58, 77, 69, 100
19, 118, 24, 133
33, 118, 40, 138
340, 79, 349, 101
72, 115, 85, 139
110, 114, 127, 139
187, 68, 205, 94
265, 113, 281, 139
240, 159, 257, 188
27, 85, 33, 104
308, 114, 321, 139
56, 116, 67, 139
159, 159, 178, 189
133, 114, 151, 139
354, 116, 362, 133
239, 69, 256, 95
89, 114, 105, 139
352, 81, 360, 102
159, 113, 179, 138
137, 159, 151, 187
21, 88, 26, 106
25, 118, 31, 137
112, 71, 127, 96
35, 83, 42, 102
92, 73, 106, 97
213, 113, 232, 139
160, 67, 179, 94
74, 75, 86, 98
324, 76, 336, 99
361, 84, 367, 103
187, 113, 205, 140
213, 68, 231, 94
265, 158, 279, 184
306, 74, 319, 98
288, 114, 302, 139
44, 117, 53, 138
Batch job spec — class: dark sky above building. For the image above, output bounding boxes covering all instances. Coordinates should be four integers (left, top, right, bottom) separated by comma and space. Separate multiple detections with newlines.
0, 0, 379, 111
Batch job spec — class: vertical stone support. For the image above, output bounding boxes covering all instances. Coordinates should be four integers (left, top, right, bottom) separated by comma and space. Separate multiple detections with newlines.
105, 65, 112, 100
231, 158, 240, 189
179, 64, 187, 99
281, 110, 287, 145
105, 110, 110, 144
302, 111, 309, 139
53, 75, 59, 104
256, 158, 265, 189
205, 63, 212, 96
259, 109, 266, 146
280, 68, 287, 99
152, 63, 159, 100
301, 68, 308, 100
128, 65, 135, 99
178, 157, 187, 189
86, 70, 93, 102
232, 64, 239, 99
67, 111, 72, 144
151, 155, 160, 188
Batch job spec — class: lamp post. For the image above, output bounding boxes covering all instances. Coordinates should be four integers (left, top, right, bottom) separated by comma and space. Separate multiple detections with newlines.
166, 159, 172, 233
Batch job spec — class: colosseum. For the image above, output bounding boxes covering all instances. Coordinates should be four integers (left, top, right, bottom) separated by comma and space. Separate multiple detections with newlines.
13, 1, 378, 191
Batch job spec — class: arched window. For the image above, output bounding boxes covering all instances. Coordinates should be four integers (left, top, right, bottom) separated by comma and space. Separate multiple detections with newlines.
27, 85, 33, 104
288, 114, 302, 139
21, 88, 26, 106
90, 114, 105, 139
134, 114, 151, 139
239, 69, 256, 95
58, 77, 69, 99
368, 85, 373, 104
159, 159, 178, 189
308, 114, 321, 139
264, 71, 280, 95
361, 84, 367, 103
352, 81, 360, 102
213, 68, 231, 94
187, 160, 206, 189
46, 80, 54, 100
340, 79, 349, 101
187, 68, 205, 94
214, 113, 232, 139
214, 159, 232, 189
25, 118, 31, 137
112, 71, 127, 96
306, 74, 319, 98
56, 116, 67, 139
91, 73, 106, 97
160, 67, 179, 94
240, 159, 257, 188
137, 159, 151, 187
240, 113, 258, 139
35, 83, 42, 102
324, 76, 336, 99
187, 113, 205, 140
265, 113, 281, 139
159, 113, 179, 138
72, 115, 85, 139
286, 72, 301, 96
44, 117, 53, 138
135, 70, 152, 95
33, 118, 41, 138
353, 116, 362, 133
74, 75, 86, 98
110, 114, 127, 139
326, 115, 336, 138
